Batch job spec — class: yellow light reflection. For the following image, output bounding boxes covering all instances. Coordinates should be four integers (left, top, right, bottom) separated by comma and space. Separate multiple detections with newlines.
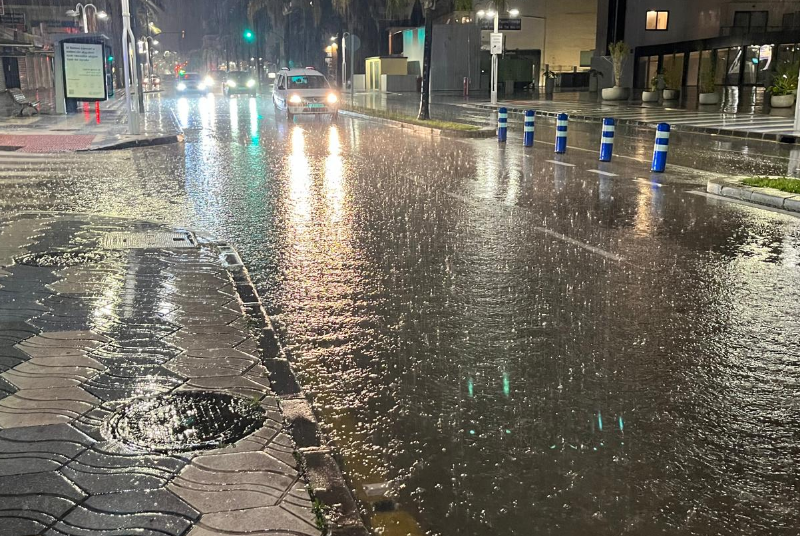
325, 126, 344, 222
289, 127, 312, 225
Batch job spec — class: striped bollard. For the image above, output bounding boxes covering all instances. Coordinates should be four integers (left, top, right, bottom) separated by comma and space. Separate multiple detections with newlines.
555, 112, 568, 154
523, 110, 535, 147
651, 123, 670, 172
599, 117, 615, 162
497, 107, 508, 143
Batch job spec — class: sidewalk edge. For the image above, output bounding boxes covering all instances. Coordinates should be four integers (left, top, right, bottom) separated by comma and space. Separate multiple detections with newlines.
211, 240, 370, 536
707, 177, 800, 213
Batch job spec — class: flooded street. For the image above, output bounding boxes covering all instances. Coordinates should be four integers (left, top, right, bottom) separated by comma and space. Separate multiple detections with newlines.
3, 92, 800, 536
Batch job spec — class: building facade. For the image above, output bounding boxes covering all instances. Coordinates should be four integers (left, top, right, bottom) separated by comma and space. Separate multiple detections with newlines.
595, 0, 800, 91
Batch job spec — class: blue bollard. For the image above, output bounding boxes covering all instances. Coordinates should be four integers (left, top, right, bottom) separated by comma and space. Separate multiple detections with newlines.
498, 107, 508, 143
651, 123, 670, 172
523, 110, 535, 147
555, 112, 568, 154
599, 117, 615, 162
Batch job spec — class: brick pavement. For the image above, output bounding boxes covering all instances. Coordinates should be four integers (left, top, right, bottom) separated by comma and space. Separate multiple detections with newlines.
0, 213, 320, 536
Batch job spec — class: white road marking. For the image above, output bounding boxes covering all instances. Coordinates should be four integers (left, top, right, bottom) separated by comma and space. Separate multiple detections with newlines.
445, 191, 627, 262
587, 169, 618, 177
545, 159, 575, 167
634, 178, 663, 187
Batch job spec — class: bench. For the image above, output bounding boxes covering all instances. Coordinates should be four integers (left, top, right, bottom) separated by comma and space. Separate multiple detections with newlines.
8, 88, 39, 117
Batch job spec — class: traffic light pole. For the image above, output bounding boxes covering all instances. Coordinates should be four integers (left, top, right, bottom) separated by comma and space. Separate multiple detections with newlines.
120, 0, 140, 134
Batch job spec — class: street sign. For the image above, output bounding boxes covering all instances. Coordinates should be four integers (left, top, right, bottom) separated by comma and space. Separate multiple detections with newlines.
63, 42, 106, 100
490, 33, 504, 55
344, 34, 360, 52
480, 18, 521, 31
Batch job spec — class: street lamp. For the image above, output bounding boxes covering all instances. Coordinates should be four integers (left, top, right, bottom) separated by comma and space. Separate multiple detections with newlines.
66, 3, 107, 33
478, 6, 518, 105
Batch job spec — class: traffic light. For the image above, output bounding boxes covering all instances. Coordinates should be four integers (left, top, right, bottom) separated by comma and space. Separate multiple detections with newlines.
243, 29, 254, 43
107, 55, 114, 62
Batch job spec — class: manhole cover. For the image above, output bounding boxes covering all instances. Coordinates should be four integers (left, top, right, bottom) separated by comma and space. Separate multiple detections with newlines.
104, 392, 265, 452
101, 231, 196, 250
14, 250, 106, 267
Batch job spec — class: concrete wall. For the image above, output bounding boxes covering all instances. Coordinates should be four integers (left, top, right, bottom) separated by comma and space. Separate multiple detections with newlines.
402, 24, 481, 91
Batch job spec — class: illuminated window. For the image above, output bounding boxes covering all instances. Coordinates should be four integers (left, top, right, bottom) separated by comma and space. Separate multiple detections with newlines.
646, 10, 669, 31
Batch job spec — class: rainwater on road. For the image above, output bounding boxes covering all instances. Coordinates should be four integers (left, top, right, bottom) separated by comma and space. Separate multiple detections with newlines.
2, 91, 799, 536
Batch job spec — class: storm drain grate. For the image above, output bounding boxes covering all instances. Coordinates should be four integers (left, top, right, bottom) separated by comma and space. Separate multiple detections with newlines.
101, 231, 197, 250
0, 145, 22, 152
15, 250, 106, 267
104, 392, 265, 452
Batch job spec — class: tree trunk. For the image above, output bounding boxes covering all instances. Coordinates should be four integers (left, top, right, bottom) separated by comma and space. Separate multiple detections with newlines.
418, 8, 433, 120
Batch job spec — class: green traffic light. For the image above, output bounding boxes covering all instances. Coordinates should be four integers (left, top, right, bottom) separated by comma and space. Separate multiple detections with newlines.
107, 56, 114, 62
243, 30, 254, 42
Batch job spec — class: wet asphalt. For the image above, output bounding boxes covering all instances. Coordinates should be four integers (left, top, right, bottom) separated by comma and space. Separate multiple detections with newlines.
2, 89, 800, 536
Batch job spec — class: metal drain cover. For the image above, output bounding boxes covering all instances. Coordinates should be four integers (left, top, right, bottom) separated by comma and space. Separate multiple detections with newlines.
101, 231, 196, 250
15, 250, 106, 267
105, 392, 265, 452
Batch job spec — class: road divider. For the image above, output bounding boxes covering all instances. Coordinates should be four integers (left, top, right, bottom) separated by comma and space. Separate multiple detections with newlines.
651, 123, 670, 172
523, 110, 535, 147
599, 117, 615, 162
498, 107, 508, 143
555, 112, 568, 154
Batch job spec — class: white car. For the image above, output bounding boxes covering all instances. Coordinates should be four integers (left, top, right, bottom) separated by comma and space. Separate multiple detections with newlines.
273, 68, 338, 120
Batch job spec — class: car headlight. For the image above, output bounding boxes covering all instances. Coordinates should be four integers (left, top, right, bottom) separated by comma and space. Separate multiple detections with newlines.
227, 80, 236, 87
289, 94, 302, 104
204, 76, 214, 86
327, 93, 338, 104
198, 83, 206, 90
246, 79, 256, 88
177, 82, 187, 91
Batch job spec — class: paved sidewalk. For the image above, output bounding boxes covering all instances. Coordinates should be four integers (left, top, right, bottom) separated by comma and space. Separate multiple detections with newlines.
0, 91, 182, 152
0, 213, 320, 536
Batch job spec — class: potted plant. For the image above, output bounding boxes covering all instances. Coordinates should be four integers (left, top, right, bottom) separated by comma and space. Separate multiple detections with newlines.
662, 64, 681, 101
642, 74, 659, 102
769, 61, 799, 108
601, 41, 630, 101
543, 68, 557, 95
698, 60, 719, 105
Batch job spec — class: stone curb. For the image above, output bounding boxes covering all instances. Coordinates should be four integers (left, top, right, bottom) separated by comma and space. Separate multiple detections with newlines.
213, 240, 370, 536
341, 109, 494, 139
707, 177, 800, 213
471, 103, 799, 144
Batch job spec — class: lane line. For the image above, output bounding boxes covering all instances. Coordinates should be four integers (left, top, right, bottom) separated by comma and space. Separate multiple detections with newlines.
545, 160, 576, 167
587, 169, 618, 177
445, 191, 627, 263
634, 178, 663, 187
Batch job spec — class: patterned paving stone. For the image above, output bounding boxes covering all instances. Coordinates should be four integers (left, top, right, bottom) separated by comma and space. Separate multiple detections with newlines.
0, 214, 319, 536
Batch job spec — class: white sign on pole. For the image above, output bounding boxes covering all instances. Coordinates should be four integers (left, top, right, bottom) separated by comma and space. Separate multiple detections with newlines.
490, 32, 504, 55
63, 42, 106, 100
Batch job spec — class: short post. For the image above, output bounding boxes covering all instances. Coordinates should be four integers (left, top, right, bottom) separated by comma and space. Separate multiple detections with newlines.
599, 117, 615, 162
555, 112, 568, 154
651, 123, 670, 172
498, 107, 508, 143
523, 110, 535, 147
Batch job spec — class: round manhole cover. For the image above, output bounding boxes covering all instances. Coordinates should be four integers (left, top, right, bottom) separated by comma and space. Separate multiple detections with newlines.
15, 250, 106, 267
105, 392, 265, 452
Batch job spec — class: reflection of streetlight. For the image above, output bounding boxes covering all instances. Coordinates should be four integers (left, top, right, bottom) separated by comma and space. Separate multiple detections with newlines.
477, 6, 519, 105
66, 3, 107, 33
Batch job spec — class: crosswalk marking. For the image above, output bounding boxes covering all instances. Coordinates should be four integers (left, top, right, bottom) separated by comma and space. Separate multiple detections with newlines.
0, 151, 133, 184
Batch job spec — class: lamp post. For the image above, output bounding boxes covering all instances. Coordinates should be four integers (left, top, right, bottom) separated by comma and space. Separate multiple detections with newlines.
477, 7, 518, 105
120, 0, 140, 134
66, 3, 108, 34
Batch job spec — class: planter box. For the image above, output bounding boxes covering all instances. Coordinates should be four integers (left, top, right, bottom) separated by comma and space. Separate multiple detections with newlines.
601, 87, 629, 101
662, 89, 680, 101
699, 92, 720, 105
642, 90, 659, 102
771, 94, 795, 108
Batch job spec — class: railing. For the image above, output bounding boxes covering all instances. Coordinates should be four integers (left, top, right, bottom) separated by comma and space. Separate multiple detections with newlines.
720, 24, 798, 37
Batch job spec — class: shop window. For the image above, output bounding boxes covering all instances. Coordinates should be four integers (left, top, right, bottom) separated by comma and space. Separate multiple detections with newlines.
646, 10, 669, 31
